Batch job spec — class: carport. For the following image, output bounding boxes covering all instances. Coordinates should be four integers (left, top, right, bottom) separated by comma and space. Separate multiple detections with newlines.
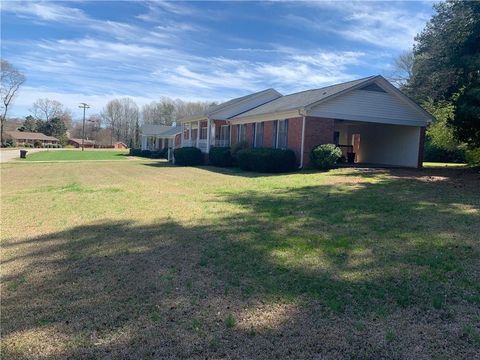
333, 119, 424, 168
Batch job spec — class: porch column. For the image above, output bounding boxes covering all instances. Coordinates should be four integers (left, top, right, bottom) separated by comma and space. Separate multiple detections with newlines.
181, 123, 184, 147
141, 135, 147, 150
189, 122, 193, 146
197, 120, 200, 147
206, 118, 211, 153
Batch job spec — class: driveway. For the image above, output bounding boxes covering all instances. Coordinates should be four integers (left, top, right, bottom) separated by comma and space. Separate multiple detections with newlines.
0, 148, 46, 162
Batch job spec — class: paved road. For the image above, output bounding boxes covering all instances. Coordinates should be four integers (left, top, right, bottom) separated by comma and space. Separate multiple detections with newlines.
0, 148, 46, 162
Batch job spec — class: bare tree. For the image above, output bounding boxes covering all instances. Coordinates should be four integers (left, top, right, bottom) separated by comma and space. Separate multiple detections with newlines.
142, 97, 213, 125
1, 59, 26, 145
101, 99, 123, 146
388, 51, 414, 87
31, 98, 64, 121
101, 98, 138, 146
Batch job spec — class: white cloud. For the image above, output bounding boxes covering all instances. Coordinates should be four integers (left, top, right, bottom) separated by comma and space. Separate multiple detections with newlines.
284, 1, 431, 49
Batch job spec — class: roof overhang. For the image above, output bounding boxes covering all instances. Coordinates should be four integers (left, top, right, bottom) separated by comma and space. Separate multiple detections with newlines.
229, 109, 303, 124
309, 111, 428, 127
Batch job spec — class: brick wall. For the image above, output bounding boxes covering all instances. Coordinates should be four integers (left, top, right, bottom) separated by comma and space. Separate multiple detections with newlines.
286, 117, 303, 166
302, 117, 335, 167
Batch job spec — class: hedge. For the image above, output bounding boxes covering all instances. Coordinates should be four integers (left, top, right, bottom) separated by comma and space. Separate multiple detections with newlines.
236, 147, 296, 173
174, 147, 203, 166
310, 144, 342, 169
209, 147, 233, 167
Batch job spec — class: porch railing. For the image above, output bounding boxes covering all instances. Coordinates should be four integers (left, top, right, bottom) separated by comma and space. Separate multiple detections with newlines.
214, 139, 230, 147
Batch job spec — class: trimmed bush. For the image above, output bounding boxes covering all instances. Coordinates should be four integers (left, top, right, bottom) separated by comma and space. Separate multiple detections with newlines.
140, 150, 152, 158
174, 147, 203, 166
230, 140, 249, 163
129, 148, 141, 156
209, 147, 233, 167
237, 147, 296, 173
310, 144, 342, 169
150, 151, 164, 159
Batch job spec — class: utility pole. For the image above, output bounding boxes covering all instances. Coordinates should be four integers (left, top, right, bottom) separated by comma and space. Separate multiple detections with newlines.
78, 103, 90, 151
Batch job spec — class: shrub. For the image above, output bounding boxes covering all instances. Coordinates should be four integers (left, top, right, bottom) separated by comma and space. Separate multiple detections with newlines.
310, 144, 342, 169
230, 141, 249, 162
34, 140, 43, 148
174, 147, 203, 166
150, 151, 164, 159
140, 150, 152, 158
237, 147, 296, 173
424, 141, 466, 163
209, 147, 233, 167
129, 148, 141, 156
465, 147, 480, 165
158, 147, 168, 159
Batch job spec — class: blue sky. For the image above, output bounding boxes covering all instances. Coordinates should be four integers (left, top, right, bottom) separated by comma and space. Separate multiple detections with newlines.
2, 1, 435, 118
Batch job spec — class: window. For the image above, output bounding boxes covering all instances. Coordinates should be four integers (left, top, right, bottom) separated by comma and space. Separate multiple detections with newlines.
238, 124, 246, 142
333, 131, 340, 145
219, 125, 230, 146
276, 119, 288, 149
200, 127, 207, 140
254, 122, 264, 147
272, 120, 277, 147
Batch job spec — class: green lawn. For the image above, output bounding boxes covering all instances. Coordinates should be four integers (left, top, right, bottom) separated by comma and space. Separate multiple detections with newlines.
423, 161, 468, 168
24, 149, 128, 161
1, 161, 479, 359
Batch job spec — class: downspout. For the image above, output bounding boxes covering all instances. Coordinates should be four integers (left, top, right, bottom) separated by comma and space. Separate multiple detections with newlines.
299, 109, 307, 169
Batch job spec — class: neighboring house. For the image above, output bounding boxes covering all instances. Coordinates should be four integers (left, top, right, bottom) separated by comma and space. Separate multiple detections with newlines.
114, 142, 128, 149
68, 138, 95, 148
5, 131, 59, 146
179, 75, 434, 168
140, 124, 182, 151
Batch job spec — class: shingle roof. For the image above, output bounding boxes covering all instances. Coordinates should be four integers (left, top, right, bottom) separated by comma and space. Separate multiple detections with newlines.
6, 131, 59, 141
181, 88, 282, 121
232, 76, 378, 119
140, 124, 182, 137
69, 138, 96, 145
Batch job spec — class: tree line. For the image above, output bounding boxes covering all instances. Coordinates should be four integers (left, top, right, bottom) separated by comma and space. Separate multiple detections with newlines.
398, 0, 479, 164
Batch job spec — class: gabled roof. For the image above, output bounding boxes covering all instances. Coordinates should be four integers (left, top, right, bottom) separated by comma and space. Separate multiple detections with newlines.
180, 88, 282, 122
69, 138, 95, 145
6, 131, 59, 141
231, 75, 435, 124
140, 124, 182, 137
232, 76, 377, 119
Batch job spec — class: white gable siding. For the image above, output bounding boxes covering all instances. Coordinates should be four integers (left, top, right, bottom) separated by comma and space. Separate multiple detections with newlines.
212, 91, 281, 120
308, 89, 428, 126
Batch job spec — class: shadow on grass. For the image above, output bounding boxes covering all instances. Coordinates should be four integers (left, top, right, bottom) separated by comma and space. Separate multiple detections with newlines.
2, 175, 479, 358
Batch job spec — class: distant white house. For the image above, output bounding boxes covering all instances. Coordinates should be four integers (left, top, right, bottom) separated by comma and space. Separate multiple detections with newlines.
140, 124, 182, 151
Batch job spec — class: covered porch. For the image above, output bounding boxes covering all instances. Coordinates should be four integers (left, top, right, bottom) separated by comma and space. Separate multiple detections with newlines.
181, 118, 231, 153
333, 119, 423, 168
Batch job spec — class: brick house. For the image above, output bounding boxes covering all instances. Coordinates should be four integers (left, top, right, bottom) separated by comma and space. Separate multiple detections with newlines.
68, 138, 96, 148
114, 142, 128, 149
5, 131, 59, 146
179, 75, 433, 168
